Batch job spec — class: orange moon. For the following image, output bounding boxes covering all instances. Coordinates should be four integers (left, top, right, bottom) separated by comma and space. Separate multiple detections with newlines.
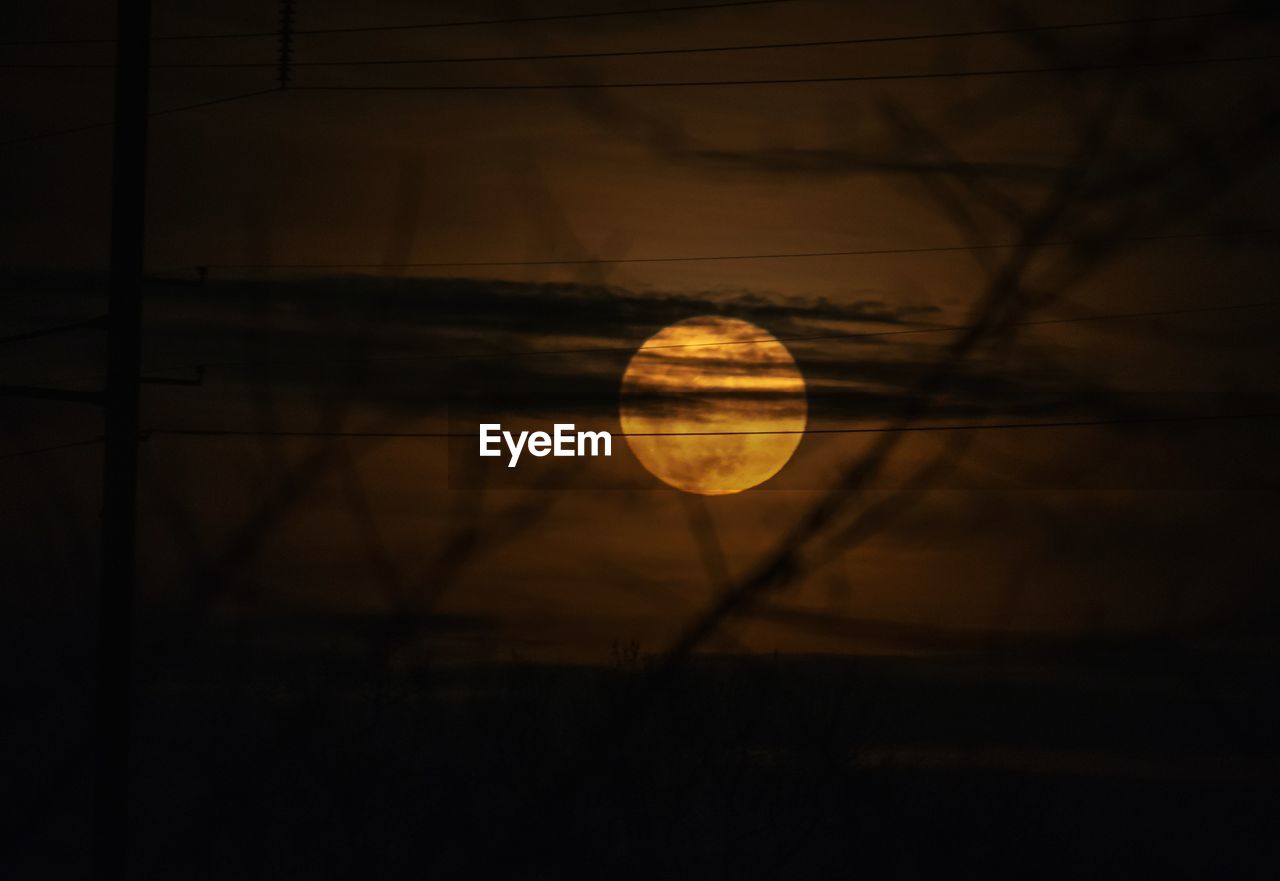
619, 316, 807, 495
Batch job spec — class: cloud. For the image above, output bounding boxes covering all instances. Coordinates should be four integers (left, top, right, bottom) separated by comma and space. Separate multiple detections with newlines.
114, 274, 1104, 431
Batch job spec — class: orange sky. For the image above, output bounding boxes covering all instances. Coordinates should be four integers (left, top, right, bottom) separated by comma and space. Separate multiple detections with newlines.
2, 0, 1279, 661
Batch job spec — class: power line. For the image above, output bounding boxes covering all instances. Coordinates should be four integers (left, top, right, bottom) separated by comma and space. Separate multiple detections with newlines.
0, 436, 102, 462
0, 87, 277, 147
263, 10, 1260, 65
216, 0, 799, 39
18, 292, 1276, 406
139, 412, 1280, 441
6, 52, 1270, 148
179, 228, 1271, 273
0, 0, 798, 46
0, 10, 1244, 70
128, 229, 1280, 372
4, 412, 1273, 464
289, 51, 1280, 92
18, 49, 1266, 149
0, 315, 105, 344
143, 230, 1276, 364
498, 297, 1280, 360
166, 292, 1280, 373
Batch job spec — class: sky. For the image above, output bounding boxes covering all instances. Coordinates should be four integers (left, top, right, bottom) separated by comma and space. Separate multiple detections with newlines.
2, 0, 1279, 662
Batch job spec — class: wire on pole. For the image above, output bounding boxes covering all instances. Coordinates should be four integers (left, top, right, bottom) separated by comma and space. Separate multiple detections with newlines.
137, 412, 1280, 441
0, 315, 106, 344
0, 10, 1246, 70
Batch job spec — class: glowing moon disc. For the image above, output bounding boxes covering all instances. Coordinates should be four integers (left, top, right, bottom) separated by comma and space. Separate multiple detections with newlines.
619, 316, 807, 495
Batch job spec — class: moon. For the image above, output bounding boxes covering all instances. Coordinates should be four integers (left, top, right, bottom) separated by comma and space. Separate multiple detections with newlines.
619, 316, 807, 495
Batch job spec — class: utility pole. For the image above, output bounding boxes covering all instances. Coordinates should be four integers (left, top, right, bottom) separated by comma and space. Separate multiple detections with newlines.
278, 0, 296, 89
95, 0, 150, 877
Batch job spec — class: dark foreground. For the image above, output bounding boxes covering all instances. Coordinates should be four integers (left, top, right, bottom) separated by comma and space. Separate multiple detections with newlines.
3, 613, 1278, 879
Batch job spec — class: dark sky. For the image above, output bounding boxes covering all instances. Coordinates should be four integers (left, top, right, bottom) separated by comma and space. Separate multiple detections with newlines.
2, 0, 1279, 661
